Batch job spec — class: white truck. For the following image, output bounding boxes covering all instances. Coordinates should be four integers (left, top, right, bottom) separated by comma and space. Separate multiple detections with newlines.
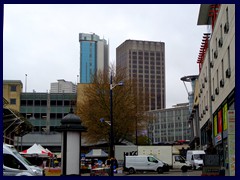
186, 150, 205, 170
137, 145, 192, 172
115, 145, 138, 167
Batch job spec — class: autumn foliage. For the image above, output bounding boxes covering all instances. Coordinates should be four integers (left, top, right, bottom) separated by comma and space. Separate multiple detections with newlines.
77, 67, 147, 145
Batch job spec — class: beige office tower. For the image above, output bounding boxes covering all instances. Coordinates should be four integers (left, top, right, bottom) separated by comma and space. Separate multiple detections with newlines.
116, 40, 166, 111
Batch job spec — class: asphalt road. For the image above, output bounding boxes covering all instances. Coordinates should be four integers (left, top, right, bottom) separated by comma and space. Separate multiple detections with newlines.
125, 169, 202, 176
81, 169, 202, 176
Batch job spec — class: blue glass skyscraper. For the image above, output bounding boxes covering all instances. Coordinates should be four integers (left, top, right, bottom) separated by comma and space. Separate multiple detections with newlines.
79, 33, 109, 83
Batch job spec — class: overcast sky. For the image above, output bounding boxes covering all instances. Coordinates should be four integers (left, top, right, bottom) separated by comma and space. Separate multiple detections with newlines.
3, 4, 207, 108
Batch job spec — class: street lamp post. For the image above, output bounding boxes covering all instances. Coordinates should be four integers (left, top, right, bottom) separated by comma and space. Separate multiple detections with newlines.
109, 74, 114, 176
136, 115, 138, 145
25, 74, 27, 92
109, 72, 123, 176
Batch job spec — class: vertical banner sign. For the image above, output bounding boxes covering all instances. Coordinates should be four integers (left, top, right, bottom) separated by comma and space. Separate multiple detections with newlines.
223, 104, 228, 131
218, 109, 222, 133
227, 110, 235, 176
214, 115, 218, 136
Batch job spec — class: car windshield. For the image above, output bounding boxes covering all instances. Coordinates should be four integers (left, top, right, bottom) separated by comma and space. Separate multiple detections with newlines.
13, 150, 33, 166
193, 154, 204, 160
178, 156, 186, 161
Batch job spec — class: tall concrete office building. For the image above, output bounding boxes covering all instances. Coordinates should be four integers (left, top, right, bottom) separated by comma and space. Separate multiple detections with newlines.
116, 40, 166, 111
79, 33, 109, 83
50, 79, 77, 93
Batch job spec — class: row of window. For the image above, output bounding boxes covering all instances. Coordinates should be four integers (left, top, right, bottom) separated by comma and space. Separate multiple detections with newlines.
130, 56, 164, 61
131, 65, 164, 70
131, 69, 165, 74
22, 113, 68, 119
132, 73, 165, 79
144, 99, 165, 111
153, 122, 188, 129
130, 60, 164, 65
20, 100, 76, 106
129, 51, 163, 57
153, 136, 190, 143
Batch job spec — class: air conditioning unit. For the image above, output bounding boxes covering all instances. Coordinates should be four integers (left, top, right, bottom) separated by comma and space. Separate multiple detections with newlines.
204, 77, 207, 82
215, 87, 219, 95
210, 61, 214, 68
220, 79, 224, 87
224, 22, 229, 34
205, 105, 208, 111
211, 94, 215, 101
214, 50, 218, 59
202, 83, 205, 88
218, 38, 223, 47
226, 68, 231, 78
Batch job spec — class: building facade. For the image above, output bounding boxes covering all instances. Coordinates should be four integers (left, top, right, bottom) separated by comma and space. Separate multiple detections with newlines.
79, 33, 109, 83
20, 92, 77, 133
3, 80, 23, 111
14, 92, 76, 151
3, 80, 32, 145
147, 103, 191, 144
50, 79, 77, 93
190, 4, 235, 175
116, 40, 166, 111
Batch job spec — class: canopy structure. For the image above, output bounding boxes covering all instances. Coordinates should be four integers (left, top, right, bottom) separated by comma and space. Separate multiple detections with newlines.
3, 97, 32, 145
37, 144, 54, 157
85, 149, 108, 158
20, 143, 53, 157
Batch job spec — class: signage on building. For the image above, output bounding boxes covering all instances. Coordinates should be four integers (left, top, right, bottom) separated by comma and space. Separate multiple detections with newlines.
227, 110, 235, 176
213, 115, 217, 136
215, 133, 222, 144
223, 104, 228, 131
228, 110, 235, 134
217, 109, 222, 133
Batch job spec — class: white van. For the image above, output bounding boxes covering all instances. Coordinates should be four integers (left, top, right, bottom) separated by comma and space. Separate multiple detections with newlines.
186, 150, 205, 170
3, 143, 44, 176
124, 155, 169, 174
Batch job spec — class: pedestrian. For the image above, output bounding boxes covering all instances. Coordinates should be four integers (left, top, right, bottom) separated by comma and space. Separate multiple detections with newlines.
105, 158, 111, 166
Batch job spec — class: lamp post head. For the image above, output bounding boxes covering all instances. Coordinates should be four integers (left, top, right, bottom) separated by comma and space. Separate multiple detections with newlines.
118, 81, 124, 86
100, 118, 105, 123
110, 81, 124, 90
